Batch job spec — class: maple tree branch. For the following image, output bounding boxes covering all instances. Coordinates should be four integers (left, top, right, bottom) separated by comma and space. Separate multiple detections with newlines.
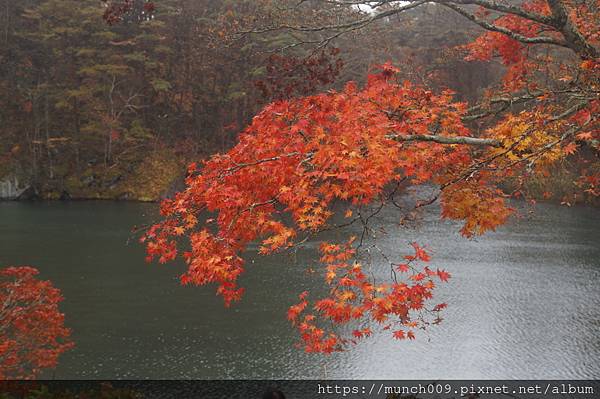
464, 90, 596, 122
227, 198, 279, 231
546, 0, 599, 59
440, 3, 569, 48
464, 91, 546, 121
548, 101, 589, 123
219, 151, 304, 178
437, 127, 535, 193
444, 0, 555, 26
388, 133, 502, 148
496, 121, 591, 173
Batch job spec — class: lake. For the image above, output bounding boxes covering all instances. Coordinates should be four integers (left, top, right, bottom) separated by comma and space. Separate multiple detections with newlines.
0, 199, 598, 379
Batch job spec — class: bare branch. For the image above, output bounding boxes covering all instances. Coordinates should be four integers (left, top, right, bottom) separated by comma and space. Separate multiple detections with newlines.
239, 0, 427, 36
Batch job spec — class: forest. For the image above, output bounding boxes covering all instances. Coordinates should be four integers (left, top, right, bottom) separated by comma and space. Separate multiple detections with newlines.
0, 0, 599, 387
2, 0, 595, 203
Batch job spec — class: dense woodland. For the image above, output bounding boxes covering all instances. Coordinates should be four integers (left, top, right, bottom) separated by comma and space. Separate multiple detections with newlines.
0, 0, 510, 201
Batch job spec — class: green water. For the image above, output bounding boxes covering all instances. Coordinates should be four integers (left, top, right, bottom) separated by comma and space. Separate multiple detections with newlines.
0, 200, 599, 379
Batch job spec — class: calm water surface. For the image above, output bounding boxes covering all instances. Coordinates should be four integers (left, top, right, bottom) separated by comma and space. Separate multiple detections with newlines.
0, 199, 598, 379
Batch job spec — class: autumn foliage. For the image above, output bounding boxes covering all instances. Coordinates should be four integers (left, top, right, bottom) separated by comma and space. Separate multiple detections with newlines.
142, 65, 495, 352
0, 267, 73, 379
287, 241, 449, 353
142, 0, 598, 353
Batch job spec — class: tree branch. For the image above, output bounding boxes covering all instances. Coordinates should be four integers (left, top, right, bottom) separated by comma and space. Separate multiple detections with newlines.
546, 0, 599, 59
249, 0, 590, 55
240, 0, 427, 35
441, 2, 569, 48
387, 133, 502, 147
447, 0, 555, 26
